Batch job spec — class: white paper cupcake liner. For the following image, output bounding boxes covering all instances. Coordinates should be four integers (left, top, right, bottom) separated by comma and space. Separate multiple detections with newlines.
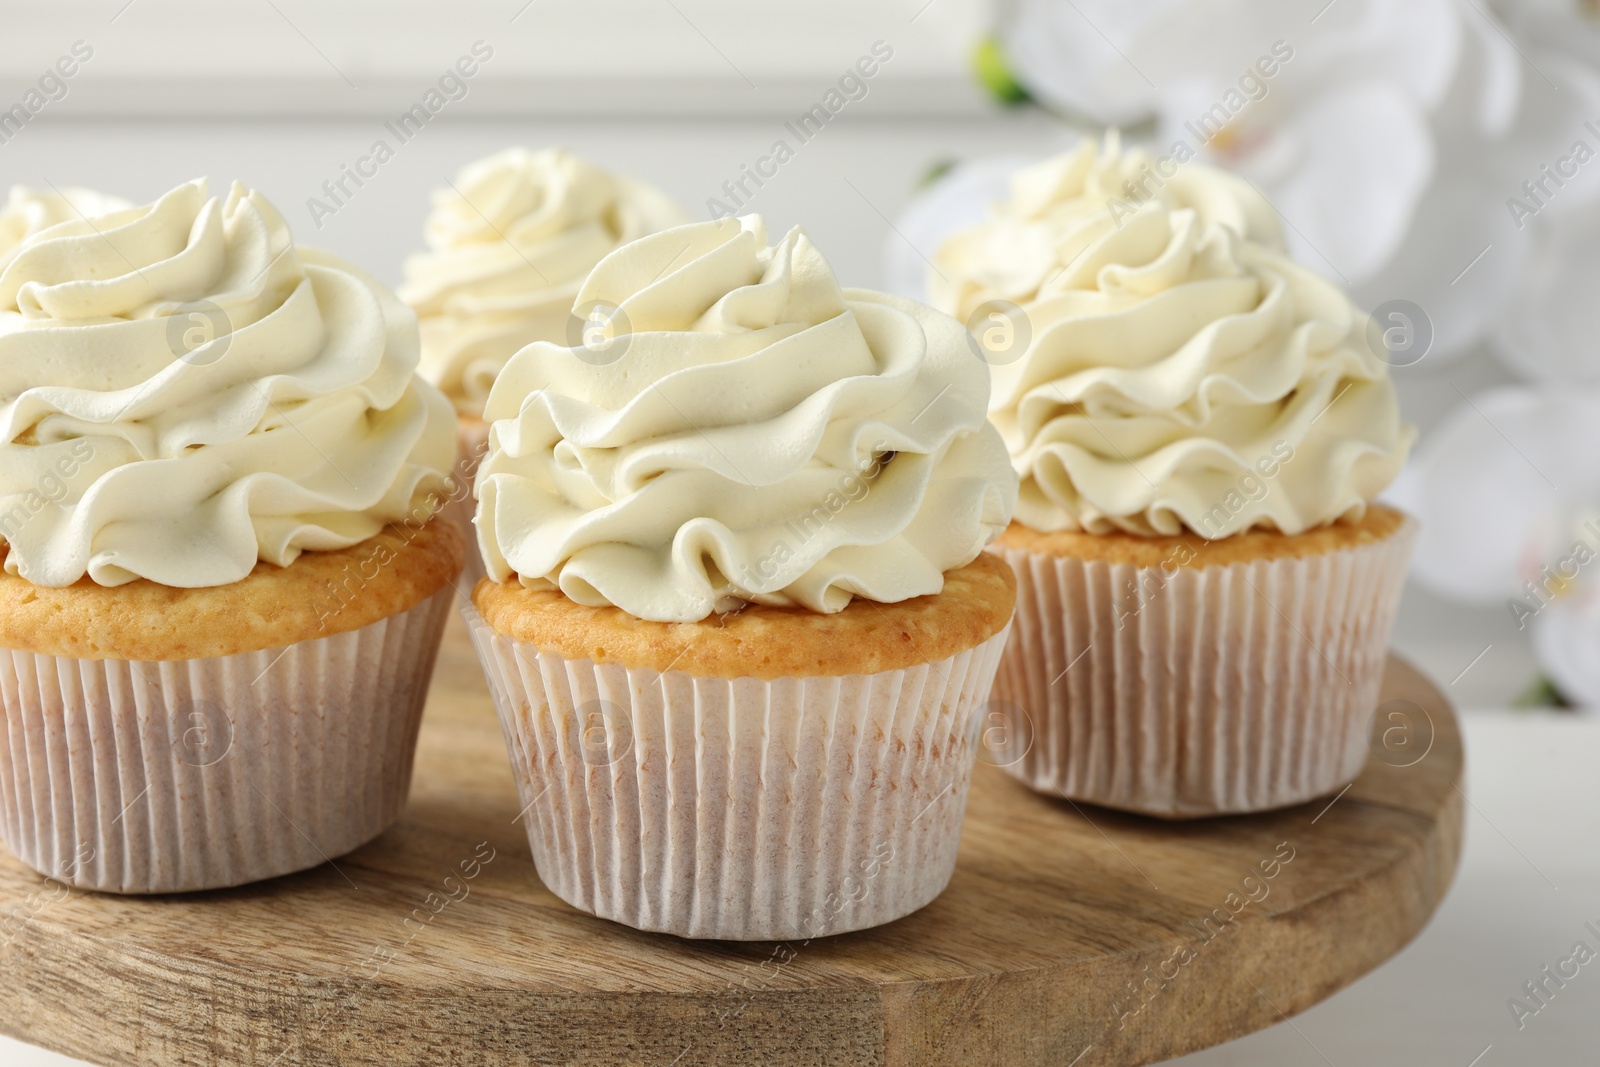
0, 587, 454, 893
443, 417, 490, 588
990, 520, 1417, 817
463, 599, 1012, 941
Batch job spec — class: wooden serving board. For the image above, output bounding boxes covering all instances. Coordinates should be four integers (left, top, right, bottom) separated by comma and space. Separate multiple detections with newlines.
0, 614, 1463, 1067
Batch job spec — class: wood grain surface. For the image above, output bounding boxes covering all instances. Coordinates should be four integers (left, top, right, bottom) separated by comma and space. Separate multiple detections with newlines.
0, 613, 1464, 1067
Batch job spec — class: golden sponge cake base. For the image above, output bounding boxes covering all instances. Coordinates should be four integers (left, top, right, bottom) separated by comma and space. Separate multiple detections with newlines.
997, 503, 1410, 569
0, 519, 465, 661
472, 551, 1017, 681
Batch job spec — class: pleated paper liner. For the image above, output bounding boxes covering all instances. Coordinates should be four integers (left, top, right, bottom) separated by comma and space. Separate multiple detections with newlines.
989, 519, 1417, 817
464, 599, 1012, 941
0, 587, 454, 893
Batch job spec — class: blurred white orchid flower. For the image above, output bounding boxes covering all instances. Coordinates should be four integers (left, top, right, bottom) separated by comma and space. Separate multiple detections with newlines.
1532, 594, 1600, 706
893, 0, 1600, 368
885, 153, 1051, 303
1494, 0, 1600, 70
1484, 2, 1600, 383
1395, 385, 1600, 703
1002, 0, 1480, 289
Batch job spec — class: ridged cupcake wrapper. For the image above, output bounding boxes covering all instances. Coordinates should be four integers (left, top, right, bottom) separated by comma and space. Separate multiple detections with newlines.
444, 417, 490, 588
0, 588, 454, 893
990, 521, 1418, 818
463, 600, 1012, 941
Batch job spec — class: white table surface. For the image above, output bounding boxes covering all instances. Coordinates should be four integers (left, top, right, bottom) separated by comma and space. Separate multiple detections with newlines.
4, 706, 1595, 1067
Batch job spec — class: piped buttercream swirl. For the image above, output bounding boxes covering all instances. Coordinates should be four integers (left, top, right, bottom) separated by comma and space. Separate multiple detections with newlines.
0, 185, 130, 271
933, 138, 1413, 537
477, 214, 1018, 622
400, 148, 688, 419
0, 178, 456, 587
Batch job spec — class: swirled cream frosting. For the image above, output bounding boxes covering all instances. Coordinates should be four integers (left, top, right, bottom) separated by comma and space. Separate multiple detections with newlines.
477, 214, 1019, 623
933, 138, 1413, 537
0, 178, 456, 588
400, 148, 688, 419
0, 185, 130, 270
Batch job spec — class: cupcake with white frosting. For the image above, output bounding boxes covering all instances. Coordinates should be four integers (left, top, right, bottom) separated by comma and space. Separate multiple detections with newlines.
0, 179, 463, 892
933, 138, 1416, 817
400, 148, 686, 560
465, 214, 1018, 939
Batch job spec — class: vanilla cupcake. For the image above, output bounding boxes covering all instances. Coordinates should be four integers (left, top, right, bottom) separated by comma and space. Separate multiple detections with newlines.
0, 179, 462, 892
932, 138, 1416, 817
400, 148, 687, 567
0, 185, 129, 268
465, 215, 1018, 939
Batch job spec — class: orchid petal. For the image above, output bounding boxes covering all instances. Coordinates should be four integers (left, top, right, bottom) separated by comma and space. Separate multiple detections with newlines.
1260, 82, 1434, 284
884, 153, 1049, 303
1407, 386, 1600, 600
1495, 197, 1600, 384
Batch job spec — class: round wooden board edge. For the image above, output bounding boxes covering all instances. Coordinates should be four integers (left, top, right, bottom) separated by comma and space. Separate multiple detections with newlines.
0, 653, 1467, 1067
